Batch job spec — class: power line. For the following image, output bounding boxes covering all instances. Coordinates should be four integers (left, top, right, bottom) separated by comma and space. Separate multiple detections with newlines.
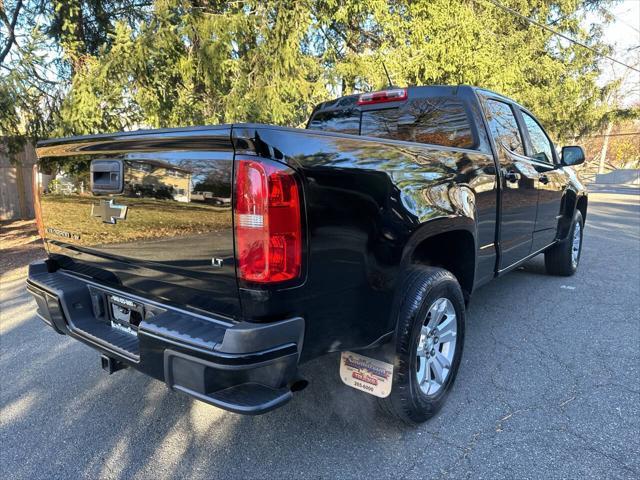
476, 0, 640, 74
608, 9, 640, 35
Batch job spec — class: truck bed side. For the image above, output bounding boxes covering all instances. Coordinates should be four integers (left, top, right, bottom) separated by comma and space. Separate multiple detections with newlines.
231, 123, 498, 359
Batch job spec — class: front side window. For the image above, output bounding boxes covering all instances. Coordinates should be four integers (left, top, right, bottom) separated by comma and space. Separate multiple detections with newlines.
521, 111, 554, 164
484, 100, 524, 155
360, 97, 475, 148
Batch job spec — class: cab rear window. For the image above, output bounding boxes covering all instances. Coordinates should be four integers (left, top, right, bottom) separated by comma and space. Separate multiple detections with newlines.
308, 96, 475, 149
361, 97, 474, 148
307, 110, 360, 135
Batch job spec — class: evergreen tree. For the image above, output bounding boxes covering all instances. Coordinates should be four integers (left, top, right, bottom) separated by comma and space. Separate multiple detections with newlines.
2, 0, 637, 147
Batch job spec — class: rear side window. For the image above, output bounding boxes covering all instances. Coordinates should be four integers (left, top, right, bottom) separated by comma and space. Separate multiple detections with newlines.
521, 111, 554, 164
484, 100, 524, 155
361, 97, 474, 148
307, 110, 359, 135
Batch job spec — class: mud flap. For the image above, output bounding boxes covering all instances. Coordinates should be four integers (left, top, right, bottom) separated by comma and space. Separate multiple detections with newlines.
339, 351, 394, 398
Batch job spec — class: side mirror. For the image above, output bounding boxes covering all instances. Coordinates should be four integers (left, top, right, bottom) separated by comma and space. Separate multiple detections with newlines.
561, 146, 585, 167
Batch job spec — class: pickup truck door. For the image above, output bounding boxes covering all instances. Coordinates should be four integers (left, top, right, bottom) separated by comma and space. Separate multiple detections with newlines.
518, 109, 568, 252
482, 98, 539, 270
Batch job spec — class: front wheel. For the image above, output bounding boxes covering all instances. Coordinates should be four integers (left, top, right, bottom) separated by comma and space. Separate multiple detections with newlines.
379, 267, 465, 424
544, 210, 584, 276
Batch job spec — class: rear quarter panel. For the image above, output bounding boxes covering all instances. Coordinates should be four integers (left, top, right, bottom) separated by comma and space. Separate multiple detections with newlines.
232, 125, 498, 359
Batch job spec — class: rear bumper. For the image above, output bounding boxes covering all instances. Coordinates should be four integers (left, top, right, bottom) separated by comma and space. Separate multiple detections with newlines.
26, 260, 304, 415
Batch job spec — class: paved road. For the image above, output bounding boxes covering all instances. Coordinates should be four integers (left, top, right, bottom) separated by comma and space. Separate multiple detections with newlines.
1, 192, 638, 480
585, 183, 639, 195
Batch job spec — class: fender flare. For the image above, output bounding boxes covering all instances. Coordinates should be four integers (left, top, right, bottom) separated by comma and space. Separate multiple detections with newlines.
557, 189, 587, 241
401, 216, 477, 265
398, 215, 478, 299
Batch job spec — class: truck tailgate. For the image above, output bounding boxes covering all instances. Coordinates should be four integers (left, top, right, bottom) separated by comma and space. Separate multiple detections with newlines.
35, 127, 240, 319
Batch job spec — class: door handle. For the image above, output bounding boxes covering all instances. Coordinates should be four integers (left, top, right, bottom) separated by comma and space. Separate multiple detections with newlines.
503, 170, 521, 183
539, 174, 549, 184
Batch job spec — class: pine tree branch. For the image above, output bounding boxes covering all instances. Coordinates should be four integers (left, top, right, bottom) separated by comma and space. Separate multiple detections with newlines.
0, 0, 23, 65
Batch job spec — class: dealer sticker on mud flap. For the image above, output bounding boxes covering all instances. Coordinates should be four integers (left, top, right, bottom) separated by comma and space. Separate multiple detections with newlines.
340, 351, 393, 398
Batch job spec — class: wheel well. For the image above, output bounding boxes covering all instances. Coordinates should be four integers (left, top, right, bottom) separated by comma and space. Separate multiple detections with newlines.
576, 196, 587, 221
410, 230, 475, 299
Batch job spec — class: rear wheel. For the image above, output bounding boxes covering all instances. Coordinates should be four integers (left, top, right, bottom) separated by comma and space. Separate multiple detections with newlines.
379, 267, 465, 424
544, 210, 584, 276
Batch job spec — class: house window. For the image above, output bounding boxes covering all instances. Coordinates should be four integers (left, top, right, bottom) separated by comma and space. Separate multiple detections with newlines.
132, 162, 153, 173
167, 169, 184, 178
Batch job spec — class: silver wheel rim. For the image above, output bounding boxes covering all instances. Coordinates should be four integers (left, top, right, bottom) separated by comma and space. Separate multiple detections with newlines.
416, 297, 457, 396
572, 222, 582, 268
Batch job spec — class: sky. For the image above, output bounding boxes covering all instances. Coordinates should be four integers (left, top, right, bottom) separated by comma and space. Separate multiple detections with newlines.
585, 0, 640, 106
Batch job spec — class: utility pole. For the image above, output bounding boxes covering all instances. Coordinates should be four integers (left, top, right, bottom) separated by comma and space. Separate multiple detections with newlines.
597, 121, 614, 174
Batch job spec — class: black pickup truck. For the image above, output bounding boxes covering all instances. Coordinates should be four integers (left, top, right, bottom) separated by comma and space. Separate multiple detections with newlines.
27, 85, 587, 423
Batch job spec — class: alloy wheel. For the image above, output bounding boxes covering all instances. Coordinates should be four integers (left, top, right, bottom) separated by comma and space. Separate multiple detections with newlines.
572, 222, 582, 268
415, 297, 458, 396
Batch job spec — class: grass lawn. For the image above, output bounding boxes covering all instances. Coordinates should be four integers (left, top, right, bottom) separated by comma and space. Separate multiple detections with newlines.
40, 195, 231, 246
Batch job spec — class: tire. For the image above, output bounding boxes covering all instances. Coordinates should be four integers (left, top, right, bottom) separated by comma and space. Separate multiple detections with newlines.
379, 266, 465, 424
544, 210, 584, 276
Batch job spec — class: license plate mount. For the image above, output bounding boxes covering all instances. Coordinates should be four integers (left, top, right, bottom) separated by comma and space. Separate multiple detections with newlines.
339, 351, 394, 398
107, 294, 143, 336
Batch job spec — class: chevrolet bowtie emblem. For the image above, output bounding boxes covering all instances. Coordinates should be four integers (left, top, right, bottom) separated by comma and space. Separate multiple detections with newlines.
91, 199, 128, 224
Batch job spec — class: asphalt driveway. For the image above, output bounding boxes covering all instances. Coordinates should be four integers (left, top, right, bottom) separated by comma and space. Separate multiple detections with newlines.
1, 192, 638, 479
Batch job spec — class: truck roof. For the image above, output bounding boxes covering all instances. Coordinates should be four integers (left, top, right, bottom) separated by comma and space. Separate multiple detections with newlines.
310, 85, 519, 114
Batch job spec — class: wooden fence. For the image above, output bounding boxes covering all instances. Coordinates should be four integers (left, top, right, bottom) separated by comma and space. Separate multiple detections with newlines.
0, 142, 37, 221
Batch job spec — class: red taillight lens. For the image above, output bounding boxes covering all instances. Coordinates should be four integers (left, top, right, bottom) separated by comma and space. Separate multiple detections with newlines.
234, 159, 302, 283
357, 88, 407, 105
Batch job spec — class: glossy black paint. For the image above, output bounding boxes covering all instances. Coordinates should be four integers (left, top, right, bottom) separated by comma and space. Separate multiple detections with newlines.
232, 122, 499, 358
475, 88, 586, 271
36, 127, 240, 319
33, 85, 587, 367
561, 146, 586, 166
26, 261, 301, 414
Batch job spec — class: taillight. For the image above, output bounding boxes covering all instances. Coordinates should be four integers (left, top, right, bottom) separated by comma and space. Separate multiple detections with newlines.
357, 88, 407, 105
234, 158, 302, 283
